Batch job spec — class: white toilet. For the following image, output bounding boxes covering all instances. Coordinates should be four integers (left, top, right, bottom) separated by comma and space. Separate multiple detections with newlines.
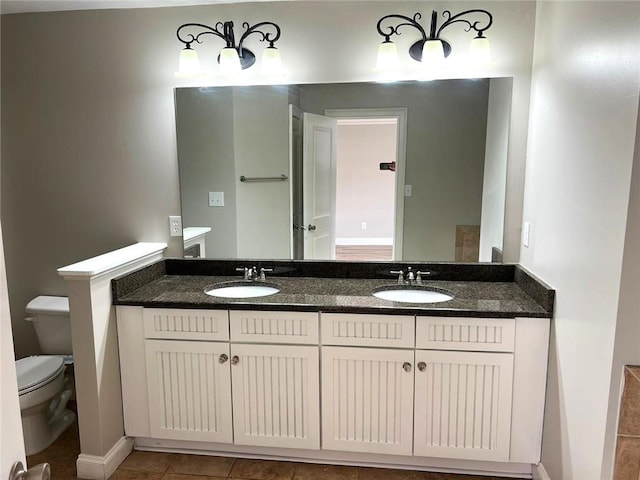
16, 296, 75, 456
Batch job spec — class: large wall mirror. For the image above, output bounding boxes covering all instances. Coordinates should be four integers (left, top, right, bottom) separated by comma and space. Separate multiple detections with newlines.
175, 78, 512, 262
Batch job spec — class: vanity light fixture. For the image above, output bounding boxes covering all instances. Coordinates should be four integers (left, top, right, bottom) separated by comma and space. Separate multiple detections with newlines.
175, 20, 283, 78
375, 9, 493, 72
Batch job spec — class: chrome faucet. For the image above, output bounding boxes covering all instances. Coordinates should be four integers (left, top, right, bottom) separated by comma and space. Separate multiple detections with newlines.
259, 267, 273, 281
389, 267, 431, 285
235, 266, 273, 282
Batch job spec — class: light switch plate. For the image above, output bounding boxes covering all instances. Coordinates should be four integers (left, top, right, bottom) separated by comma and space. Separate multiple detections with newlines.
209, 191, 224, 207
404, 185, 412, 197
169, 216, 183, 237
523, 222, 531, 248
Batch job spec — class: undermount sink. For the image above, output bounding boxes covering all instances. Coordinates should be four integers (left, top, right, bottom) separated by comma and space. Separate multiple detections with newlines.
205, 282, 280, 299
372, 285, 453, 304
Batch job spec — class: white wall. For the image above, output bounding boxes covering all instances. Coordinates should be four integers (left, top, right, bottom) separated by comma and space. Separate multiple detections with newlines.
479, 77, 512, 261
335, 123, 396, 241
1, 1, 536, 357
233, 87, 291, 258
521, 2, 640, 478
602, 98, 640, 478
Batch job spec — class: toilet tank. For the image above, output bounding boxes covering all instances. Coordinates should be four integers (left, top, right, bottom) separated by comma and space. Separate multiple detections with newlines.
26, 296, 72, 355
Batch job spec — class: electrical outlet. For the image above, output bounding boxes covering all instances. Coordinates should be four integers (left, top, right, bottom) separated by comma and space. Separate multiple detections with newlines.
361, 222, 367, 230
169, 216, 183, 237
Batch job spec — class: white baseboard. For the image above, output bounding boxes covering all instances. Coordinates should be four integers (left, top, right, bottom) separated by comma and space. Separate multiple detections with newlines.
76, 436, 133, 479
532, 463, 551, 480
336, 237, 393, 246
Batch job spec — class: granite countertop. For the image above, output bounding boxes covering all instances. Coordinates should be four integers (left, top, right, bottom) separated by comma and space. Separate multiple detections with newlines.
113, 265, 553, 318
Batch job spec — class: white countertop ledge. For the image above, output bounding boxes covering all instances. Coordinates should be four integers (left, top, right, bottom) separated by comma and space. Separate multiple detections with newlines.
57, 242, 167, 279
183, 226, 212, 242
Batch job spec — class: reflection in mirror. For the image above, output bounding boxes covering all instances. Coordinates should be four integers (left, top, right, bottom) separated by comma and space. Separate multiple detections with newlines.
175, 78, 512, 262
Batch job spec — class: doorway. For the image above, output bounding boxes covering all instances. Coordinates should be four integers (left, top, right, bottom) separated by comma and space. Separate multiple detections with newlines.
326, 108, 407, 261
334, 118, 397, 260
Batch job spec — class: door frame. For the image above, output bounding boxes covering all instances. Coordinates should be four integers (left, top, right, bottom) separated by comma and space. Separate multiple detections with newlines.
324, 108, 408, 260
288, 104, 303, 260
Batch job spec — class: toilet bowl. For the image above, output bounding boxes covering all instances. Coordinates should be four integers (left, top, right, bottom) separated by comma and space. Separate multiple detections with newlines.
17, 296, 75, 456
17, 355, 75, 455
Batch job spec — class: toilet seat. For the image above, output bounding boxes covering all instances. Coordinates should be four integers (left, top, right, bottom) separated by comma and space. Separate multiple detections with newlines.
16, 356, 65, 396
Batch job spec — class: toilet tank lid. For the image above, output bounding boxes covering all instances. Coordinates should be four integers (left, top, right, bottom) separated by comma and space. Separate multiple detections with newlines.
26, 296, 69, 315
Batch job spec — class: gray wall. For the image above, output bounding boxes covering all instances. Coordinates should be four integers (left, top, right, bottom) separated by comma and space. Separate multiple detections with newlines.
176, 86, 291, 258
1, 1, 537, 358
176, 87, 238, 258
479, 78, 512, 261
2, 8, 184, 357
176, 85, 291, 259
300, 81, 489, 261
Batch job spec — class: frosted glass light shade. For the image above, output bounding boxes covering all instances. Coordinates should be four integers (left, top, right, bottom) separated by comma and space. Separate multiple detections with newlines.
175, 47, 202, 78
421, 39, 445, 65
219, 47, 242, 74
469, 36, 492, 65
261, 46, 284, 76
375, 41, 399, 71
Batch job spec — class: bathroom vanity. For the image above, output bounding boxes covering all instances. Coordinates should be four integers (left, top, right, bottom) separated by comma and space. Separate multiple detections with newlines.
112, 259, 553, 477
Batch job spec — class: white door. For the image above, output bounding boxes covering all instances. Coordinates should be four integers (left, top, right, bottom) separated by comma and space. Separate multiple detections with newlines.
230, 343, 320, 450
145, 339, 233, 443
0, 222, 26, 476
303, 112, 337, 259
321, 346, 414, 455
413, 350, 514, 461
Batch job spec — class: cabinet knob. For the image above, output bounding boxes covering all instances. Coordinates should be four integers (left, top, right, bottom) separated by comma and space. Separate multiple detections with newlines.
231, 355, 240, 365
402, 362, 412, 372
218, 354, 229, 364
418, 362, 427, 372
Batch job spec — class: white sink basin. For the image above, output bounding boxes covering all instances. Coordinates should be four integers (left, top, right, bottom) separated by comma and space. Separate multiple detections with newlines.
205, 283, 280, 299
373, 287, 453, 304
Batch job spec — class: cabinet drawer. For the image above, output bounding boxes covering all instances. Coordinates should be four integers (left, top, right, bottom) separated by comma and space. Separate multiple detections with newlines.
321, 313, 415, 348
230, 310, 319, 344
143, 308, 229, 341
416, 317, 515, 352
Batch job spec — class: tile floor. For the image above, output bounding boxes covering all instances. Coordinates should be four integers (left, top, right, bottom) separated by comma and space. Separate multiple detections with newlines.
613, 366, 640, 479
27, 419, 525, 480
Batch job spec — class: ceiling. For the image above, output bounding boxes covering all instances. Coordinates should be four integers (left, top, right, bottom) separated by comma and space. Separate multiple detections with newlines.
1, 0, 382, 14
0, 0, 263, 14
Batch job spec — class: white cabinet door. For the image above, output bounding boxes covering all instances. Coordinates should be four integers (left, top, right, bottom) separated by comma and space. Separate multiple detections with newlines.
321, 346, 414, 455
231, 344, 320, 450
145, 339, 233, 443
413, 350, 514, 461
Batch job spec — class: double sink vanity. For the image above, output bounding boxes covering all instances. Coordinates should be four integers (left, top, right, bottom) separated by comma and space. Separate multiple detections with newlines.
112, 259, 553, 477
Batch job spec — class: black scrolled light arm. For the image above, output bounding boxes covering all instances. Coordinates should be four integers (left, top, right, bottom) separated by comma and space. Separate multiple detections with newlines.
176, 19, 282, 69
435, 9, 493, 39
376, 13, 427, 43
376, 9, 493, 62
238, 21, 282, 51
176, 22, 228, 48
